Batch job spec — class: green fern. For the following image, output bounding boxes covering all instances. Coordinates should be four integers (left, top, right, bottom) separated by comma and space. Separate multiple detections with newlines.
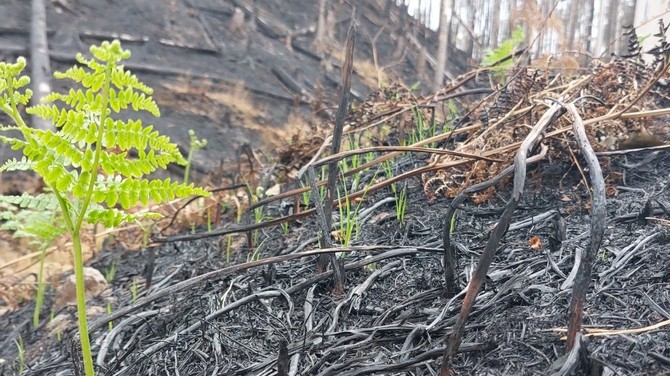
0, 156, 35, 172
481, 26, 525, 74
0, 192, 60, 211
0, 40, 210, 376
0, 203, 65, 246
0, 40, 208, 220
0, 196, 66, 329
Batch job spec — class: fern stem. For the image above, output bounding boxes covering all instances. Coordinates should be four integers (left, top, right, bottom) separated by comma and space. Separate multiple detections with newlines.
71, 231, 95, 376
32, 244, 47, 327
60, 56, 114, 376
54, 190, 74, 229
4, 74, 29, 131
75, 60, 113, 232
66, 52, 114, 376
53, 190, 95, 374
184, 147, 193, 185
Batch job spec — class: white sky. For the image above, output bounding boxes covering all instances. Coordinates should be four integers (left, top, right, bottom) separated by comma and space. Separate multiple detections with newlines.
404, 0, 669, 32
403, 0, 670, 56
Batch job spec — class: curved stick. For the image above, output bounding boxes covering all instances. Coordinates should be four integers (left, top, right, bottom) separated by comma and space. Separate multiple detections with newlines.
440, 102, 565, 374
562, 102, 606, 349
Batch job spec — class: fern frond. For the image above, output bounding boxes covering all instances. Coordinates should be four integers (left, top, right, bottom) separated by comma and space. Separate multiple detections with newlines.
92, 176, 208, 209
0, 134, 27, 150
0, 208, 66, 243
17, 91, 32, 106
110, 68, 153, 95
0, 57, 33, 116
0, 192, 60, 211
53, 65, 90, 86
97, 146, 185, 179
30, 106, 94, 149
85, 207, 134, 228
90, 41, 131, 64
85, 205, 161, 228
0, 124, 23, 132
98, 150, 149, 178
108, 85, 159, 116
16, 220, 65, 243
24, 131, 84, 175
100, 119, 178, 155
41, 88, 101, 112
0, 57, 28, 76
144, 131, 185, 163
140, 148, 185, 169
0, 207, 14, 221
0, 60, 31, 103
2, 40, 209, 235
481, 26, 525, 72
0, 156, 35, 172
55, 65, 106, 92
57, 110, 88, 141
12, 75, 31, 90
26, 102, 61, 120
71, 170, 91, 198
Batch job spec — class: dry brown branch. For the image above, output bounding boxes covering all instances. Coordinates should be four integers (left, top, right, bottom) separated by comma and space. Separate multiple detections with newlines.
552, 319, 670, 338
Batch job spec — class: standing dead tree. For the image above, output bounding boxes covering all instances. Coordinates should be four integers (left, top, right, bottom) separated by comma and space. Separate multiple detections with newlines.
434, 0, 451, 90
30, 0, 52, 131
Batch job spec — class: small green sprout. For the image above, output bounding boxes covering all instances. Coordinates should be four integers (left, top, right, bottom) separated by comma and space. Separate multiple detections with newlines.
15, 334, 25, 374
184, 129, 207, 185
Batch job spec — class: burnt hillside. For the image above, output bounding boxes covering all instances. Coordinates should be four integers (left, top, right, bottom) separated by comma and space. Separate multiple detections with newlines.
0, 0, 467, 176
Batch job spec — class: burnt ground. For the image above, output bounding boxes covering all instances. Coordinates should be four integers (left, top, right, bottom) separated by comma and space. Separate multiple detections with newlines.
1, 1, 670, 376
1, 147, 669, 375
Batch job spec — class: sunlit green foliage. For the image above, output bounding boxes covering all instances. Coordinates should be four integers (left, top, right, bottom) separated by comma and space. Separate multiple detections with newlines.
0, 40, 209, 376
0, 40, 208, 228
481, 26, 525, 75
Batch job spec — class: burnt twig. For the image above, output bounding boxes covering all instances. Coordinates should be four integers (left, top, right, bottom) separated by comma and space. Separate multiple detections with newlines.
277, 340, 289, 376
440, 102, 565, 375
307, 165, 345, 291
549, 333, 587, 376
562, 102, 606, 350
318, 19, 356, 285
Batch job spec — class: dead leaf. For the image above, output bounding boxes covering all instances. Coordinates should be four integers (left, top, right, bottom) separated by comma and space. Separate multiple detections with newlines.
529, 236, 542, 251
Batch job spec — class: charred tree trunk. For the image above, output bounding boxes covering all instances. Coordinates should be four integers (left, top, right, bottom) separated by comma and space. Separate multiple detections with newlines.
434, 0, 451, 90
506, 0, 515, 39
603, 0, 620, 55
465, 1, 477, 59
313, 0, 327, 53
620, 0, 637, 54
621, 0, 637, 29
417, 45, 427, 78
30, 0, 52, 131
566, 0, 581, 50
584, 0, 596, 57
490, 0, 501, 47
